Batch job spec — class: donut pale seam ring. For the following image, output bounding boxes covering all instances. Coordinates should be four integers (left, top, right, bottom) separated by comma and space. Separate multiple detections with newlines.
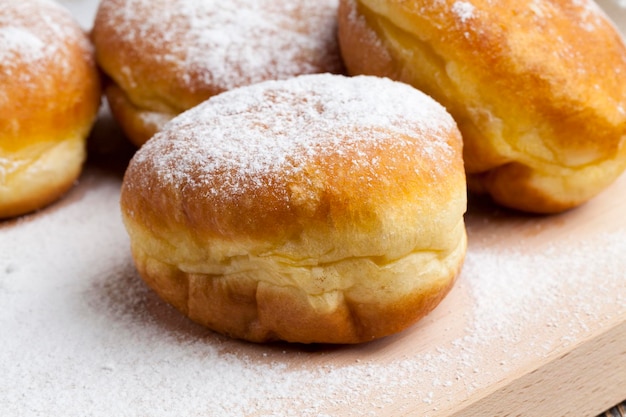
120, 74, 467, 344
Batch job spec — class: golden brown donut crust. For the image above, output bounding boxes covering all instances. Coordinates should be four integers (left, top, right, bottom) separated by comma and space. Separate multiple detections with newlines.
120, 74, 467, 344
0, 0, 101, 219
338, 0, 626, 213
92, 0, 345, 146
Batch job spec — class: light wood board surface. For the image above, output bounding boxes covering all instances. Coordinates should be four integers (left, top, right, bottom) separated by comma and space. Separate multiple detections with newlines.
2, 1, 625, 416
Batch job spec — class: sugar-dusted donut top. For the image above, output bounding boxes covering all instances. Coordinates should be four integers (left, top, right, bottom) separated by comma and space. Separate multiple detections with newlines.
0, 0, 91, 91
96, 0, 344, 93
130, 74, 461, 202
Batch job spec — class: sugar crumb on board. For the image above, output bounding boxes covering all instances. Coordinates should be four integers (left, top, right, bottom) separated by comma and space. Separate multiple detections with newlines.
1, 176, 625, 417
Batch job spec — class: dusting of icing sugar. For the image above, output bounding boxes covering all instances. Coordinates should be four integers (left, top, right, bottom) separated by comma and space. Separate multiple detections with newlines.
0, 26, 45, 66
136, 111, 173, 132
451, 1, 475, 23
0, 0, 92, 89
529, 0, 607, 32
448, 0, 606, 33
2, 175, 625, 416
463, 233, 626, 344
131, 74, 457, 200
570, 0, 607, 31
97, 0, 343, 92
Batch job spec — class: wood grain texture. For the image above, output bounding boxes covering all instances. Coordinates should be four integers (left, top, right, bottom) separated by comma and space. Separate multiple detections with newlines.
450, 319, 626, 417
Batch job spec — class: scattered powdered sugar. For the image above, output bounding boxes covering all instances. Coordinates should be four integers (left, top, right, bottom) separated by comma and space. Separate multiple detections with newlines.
523, 0, 607, 32
132, 74, 457, 200
2, 1, 625, 414
448, 0, 605, 31
137, 111, 173, 132
464, 233, 626, 345
0, 0, 92, 87
2, 168, 625, 416
97, 0, 343, 92
451, 1, 475, 23
570, 0, 608, 31
0, 26, 46, 65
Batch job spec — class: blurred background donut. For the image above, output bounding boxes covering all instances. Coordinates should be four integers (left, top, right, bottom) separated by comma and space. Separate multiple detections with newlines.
92, 0, 345, 147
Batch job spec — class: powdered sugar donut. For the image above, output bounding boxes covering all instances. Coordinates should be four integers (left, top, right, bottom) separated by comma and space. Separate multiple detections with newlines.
92, 0, 345, 147
0, 0, 101, 219
338, 0, 626, 213
120, 74, 467, 344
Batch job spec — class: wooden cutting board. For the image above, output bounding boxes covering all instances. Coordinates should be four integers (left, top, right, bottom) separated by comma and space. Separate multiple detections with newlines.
1, 1, 625, 416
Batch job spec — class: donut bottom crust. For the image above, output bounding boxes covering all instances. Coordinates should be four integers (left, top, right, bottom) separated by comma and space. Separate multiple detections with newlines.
126, 221, 467, 344
0, 136, 85, 219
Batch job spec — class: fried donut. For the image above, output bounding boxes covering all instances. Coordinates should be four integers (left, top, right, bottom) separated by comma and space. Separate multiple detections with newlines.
338, 0, 626, 213
0, 0, 101, 219
92, 0, 345, 147
120, 74, 467, 344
